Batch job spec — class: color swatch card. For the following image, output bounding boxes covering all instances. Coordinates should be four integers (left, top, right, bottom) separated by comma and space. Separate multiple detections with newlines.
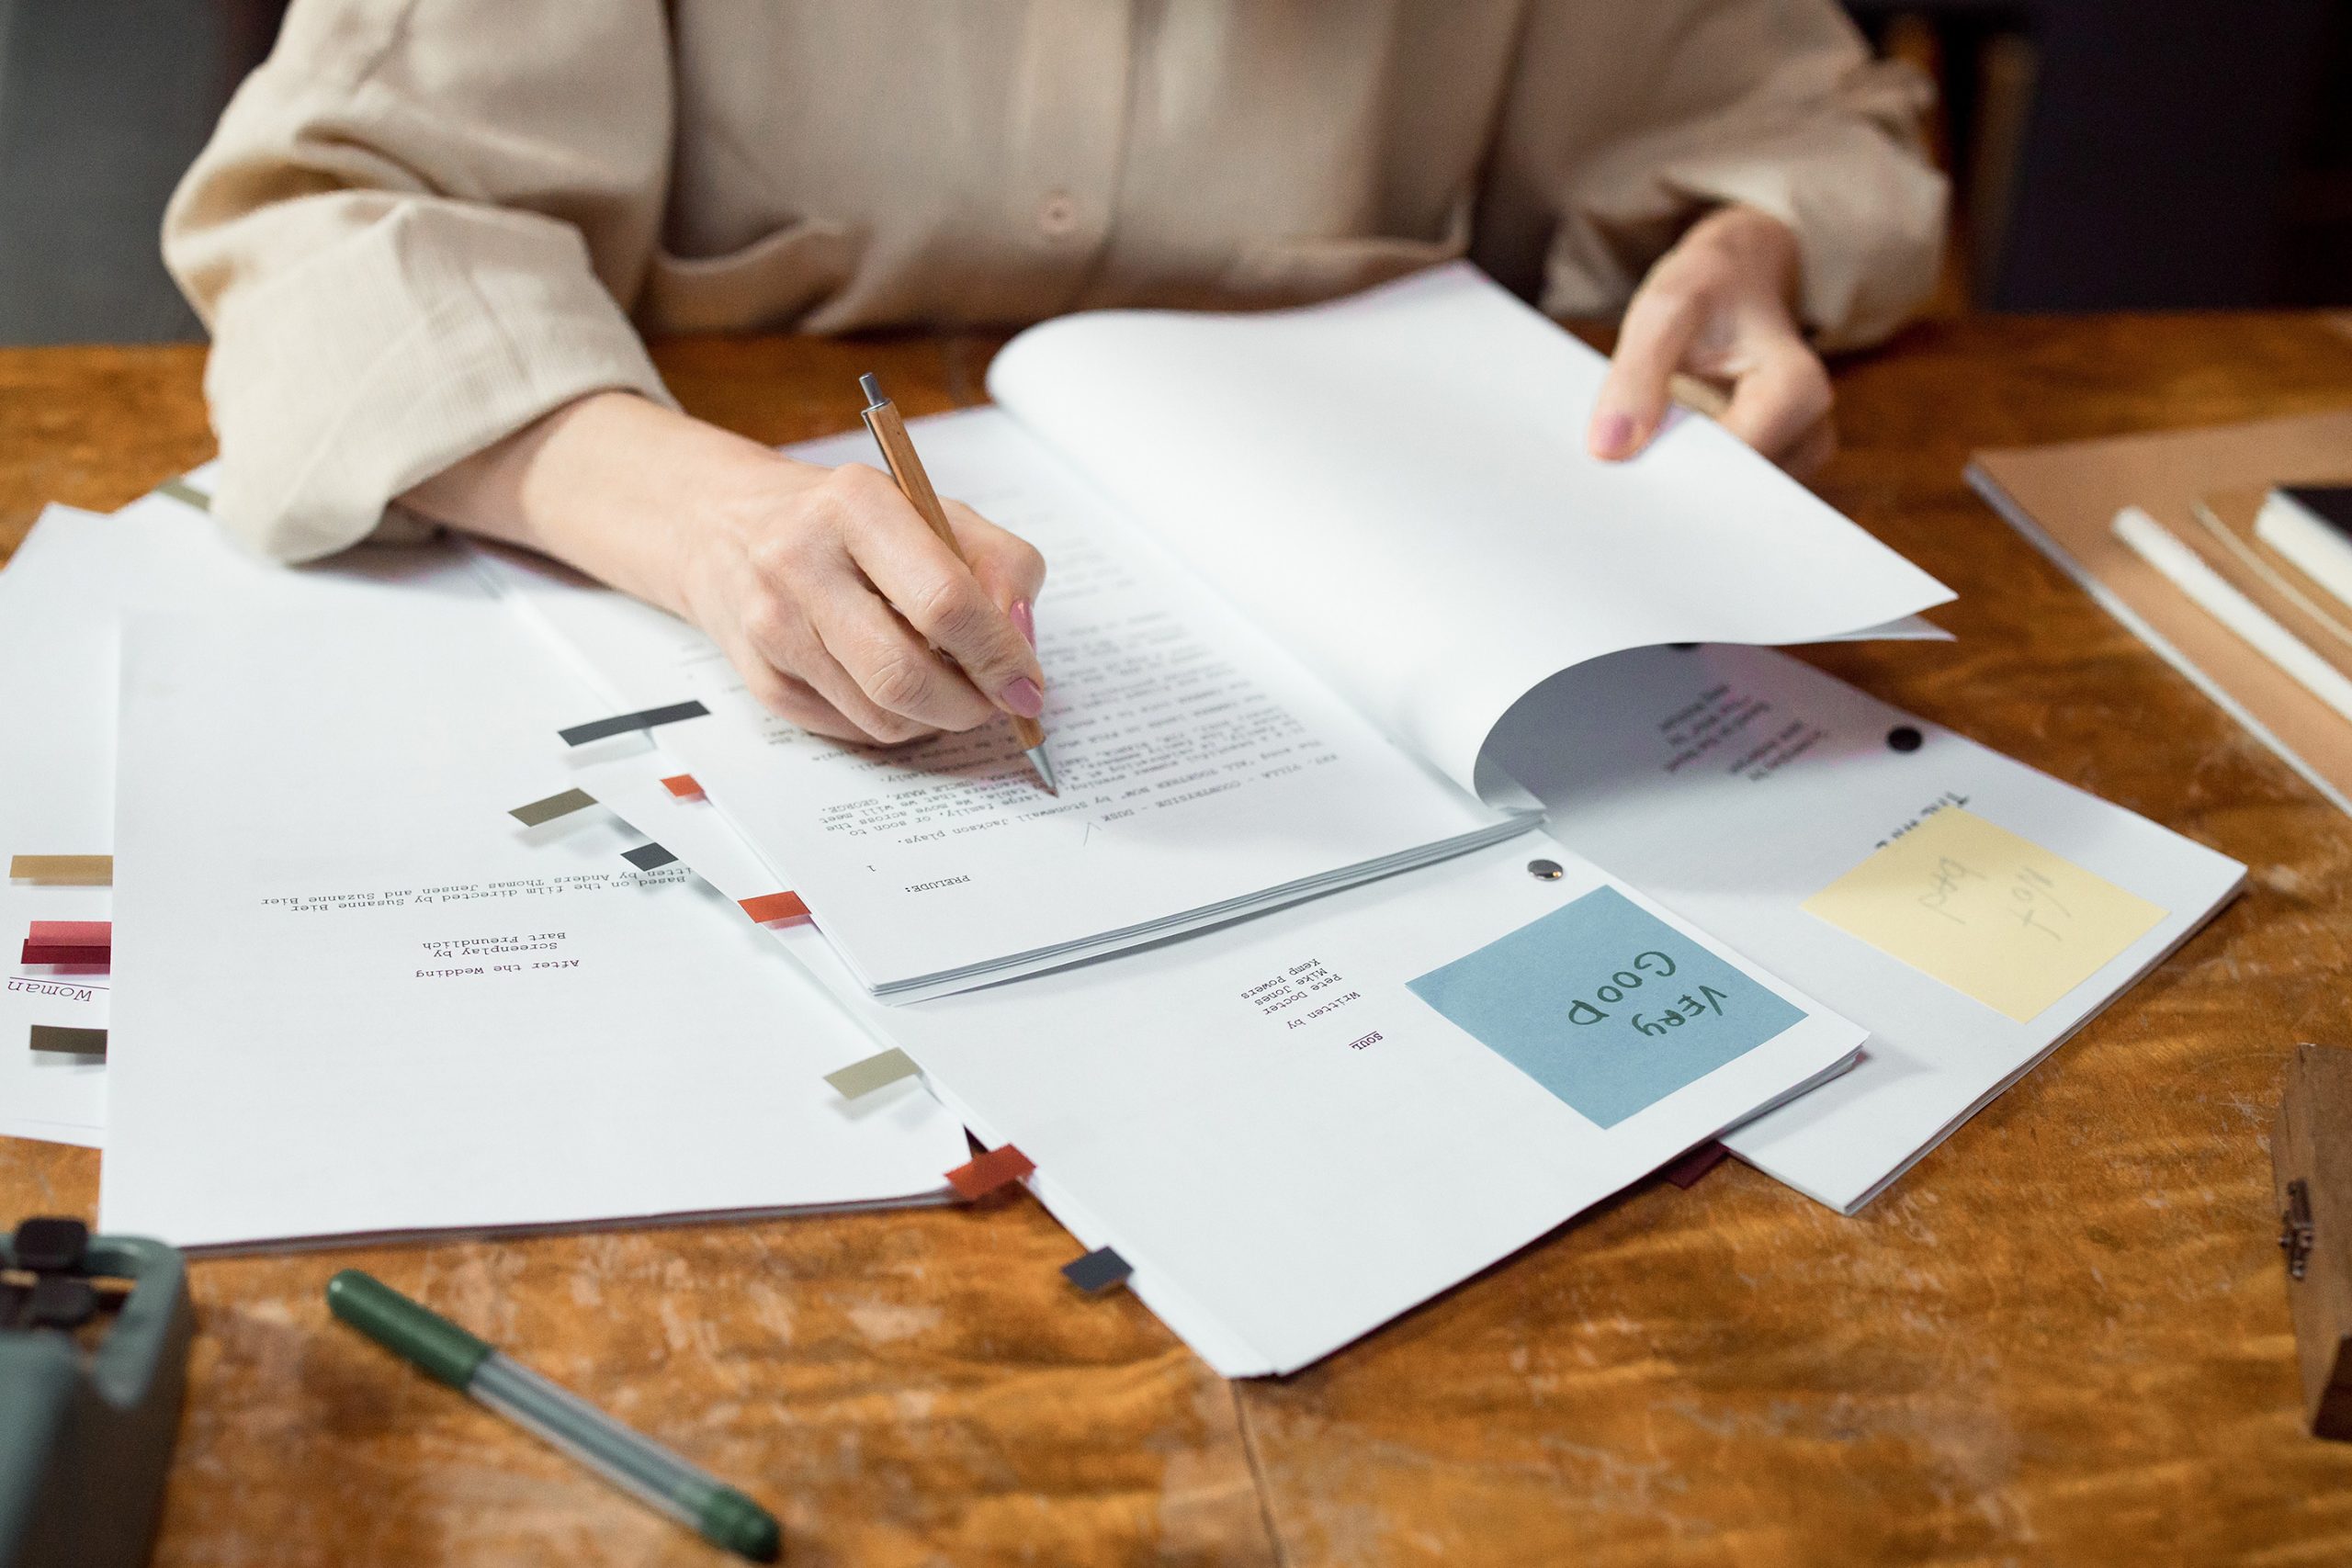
1488, 644, 2245, 1213
553, 745, 1864, 1377
1802, 807, 2166, 1022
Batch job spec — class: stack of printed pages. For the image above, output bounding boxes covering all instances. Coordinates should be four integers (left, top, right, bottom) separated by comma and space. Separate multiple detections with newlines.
2, 266, 2243, 1375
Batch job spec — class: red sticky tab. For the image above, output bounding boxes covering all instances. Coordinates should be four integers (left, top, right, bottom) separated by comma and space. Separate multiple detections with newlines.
21, 942, 108, 966
1663, 1142, 1730, 1190
660, 773, 704, 799
28, 920, 109, 944
945, 1144, 1035, 1201
738, 892, 810, 925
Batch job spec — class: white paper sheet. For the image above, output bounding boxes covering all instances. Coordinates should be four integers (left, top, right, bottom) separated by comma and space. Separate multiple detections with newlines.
559, 747, 1864, 1376
0, 512, 124, 1145
97, 550, 969, 1248
1485, 643, 2245, 1213
480, 409, 1526, 999
987, 262, 1956, 792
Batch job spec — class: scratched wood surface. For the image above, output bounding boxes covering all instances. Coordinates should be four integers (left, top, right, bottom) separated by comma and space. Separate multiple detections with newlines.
6, 313, 2352, 1566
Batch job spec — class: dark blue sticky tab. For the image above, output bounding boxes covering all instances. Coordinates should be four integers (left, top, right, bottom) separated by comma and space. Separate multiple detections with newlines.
1061, 1246, 1132, 1294
622, 842, 678, 872
1407, 886, 1802, 1129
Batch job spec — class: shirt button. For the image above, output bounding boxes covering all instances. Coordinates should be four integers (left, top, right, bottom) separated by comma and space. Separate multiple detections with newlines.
1037, 190, 1080, 238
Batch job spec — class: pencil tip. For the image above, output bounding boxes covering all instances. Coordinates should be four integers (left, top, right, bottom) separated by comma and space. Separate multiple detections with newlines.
1026, 745, 1059, 796
859, 373, 884, 407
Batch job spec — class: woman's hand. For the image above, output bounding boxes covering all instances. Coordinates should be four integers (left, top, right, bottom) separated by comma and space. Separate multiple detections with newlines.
1586, 204, 1836, 477
401, 391, 1046, 746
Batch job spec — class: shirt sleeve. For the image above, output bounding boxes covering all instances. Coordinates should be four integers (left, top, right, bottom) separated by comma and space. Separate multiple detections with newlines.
162, 0, 677, 562
1490, 0, 1951, 352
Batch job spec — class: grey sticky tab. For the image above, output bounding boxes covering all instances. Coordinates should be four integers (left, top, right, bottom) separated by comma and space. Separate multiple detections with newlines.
622, 842, 678, 871
823, 1047, 921, 1100
507, 787, 597, 827
1061, 1247, 1132, 1294
558, 700, 710, 748
29, 1025, 107, 1056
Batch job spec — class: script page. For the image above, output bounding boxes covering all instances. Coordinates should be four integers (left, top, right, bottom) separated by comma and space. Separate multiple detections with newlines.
566, 750, 1865, 1376
987, 263, 1955, 793
99, 562, 967, 1248
488, 409, 1520, 998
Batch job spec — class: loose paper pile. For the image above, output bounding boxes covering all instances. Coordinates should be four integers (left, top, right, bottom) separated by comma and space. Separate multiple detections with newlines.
2, 267, 2244, 1373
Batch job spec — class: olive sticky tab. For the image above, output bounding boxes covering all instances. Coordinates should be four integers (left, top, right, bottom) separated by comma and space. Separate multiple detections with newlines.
509, 787, 597, 826
9, 854, 111, 886
823, 1047, 920, 1100
28, 1025, 107, 1055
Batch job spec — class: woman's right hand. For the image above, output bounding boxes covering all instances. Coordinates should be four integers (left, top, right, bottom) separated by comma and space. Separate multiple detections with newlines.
401, 390, 1047, 746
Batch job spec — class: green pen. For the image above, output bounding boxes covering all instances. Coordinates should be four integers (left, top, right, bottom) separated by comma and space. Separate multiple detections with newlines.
326, 1269, 781, 1563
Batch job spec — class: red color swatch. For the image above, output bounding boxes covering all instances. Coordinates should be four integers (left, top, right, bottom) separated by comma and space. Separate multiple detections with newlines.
660, 773, 704, 799
737, 892, 810, 925
945, 1145, 1035, 1201
28, 920, 109, 944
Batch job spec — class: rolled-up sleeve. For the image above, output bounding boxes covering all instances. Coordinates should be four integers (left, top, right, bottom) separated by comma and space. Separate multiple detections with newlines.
163, 0, 676, 561
1491, 0, 1950, 351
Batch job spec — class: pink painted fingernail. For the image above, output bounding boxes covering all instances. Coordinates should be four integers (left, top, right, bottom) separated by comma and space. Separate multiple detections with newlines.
1011, 599, 1035, 646
1591, 412, 1634, 458
1001, 676, 1045, 718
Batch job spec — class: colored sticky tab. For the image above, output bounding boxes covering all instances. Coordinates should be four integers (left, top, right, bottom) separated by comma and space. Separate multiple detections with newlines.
660, 773, 704, 799
558, 700, 710, 748
28, 1025, 106, 1055
21, 944, 108, 966
739, 892, 810, 925
621, 842, 678, 871
1409, 886, 1803, 1130
824, 1047, 921, 1100
9, 855, 111, 886
1663, 1142, 1730, 1190
1802, 807, 2166, 1024
945, 1144, 1035, 1201
509, 787, 597, 826
28, 921, 109, 945
1061, 1247, 1133, 1294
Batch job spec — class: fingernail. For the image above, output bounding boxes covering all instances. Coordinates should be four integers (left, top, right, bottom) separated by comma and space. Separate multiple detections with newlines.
1590, 412, 1634, 458
1011, 599, 1035, 646
1000, 676, 1045, 718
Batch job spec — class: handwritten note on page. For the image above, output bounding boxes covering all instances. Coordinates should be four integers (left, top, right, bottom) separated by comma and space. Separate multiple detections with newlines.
1801, 807, 2167, 1023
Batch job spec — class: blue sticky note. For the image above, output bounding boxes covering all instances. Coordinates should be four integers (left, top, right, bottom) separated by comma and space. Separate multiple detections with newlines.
1407, 886, 1803, 1129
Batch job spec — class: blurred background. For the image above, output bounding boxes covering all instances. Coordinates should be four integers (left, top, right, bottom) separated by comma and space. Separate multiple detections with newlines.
0, 0, 2345, 345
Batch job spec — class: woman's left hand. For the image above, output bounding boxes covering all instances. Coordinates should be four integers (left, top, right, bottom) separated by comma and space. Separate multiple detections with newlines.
1585, 204, 1836, 478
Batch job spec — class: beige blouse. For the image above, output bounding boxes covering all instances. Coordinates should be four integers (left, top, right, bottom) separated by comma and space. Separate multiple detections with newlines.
164, 0, 1948, 563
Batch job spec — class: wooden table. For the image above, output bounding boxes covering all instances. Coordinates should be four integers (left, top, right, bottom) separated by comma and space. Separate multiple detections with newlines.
6, 313, 2352, 1567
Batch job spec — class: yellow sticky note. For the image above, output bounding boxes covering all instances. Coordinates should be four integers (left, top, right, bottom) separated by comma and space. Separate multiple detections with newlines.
1802, 807, 2166, 1023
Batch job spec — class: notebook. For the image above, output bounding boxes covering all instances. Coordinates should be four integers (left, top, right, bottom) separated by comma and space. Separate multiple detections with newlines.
492, 263, 1951, 1000
2251, 486, 2352, 610
1967, 409, 2352, 813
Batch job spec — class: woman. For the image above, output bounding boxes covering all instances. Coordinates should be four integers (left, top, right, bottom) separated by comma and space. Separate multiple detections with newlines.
164, 0, 1946, 747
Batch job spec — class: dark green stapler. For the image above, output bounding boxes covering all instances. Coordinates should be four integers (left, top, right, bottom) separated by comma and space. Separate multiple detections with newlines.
0, 1218, 191, 1568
